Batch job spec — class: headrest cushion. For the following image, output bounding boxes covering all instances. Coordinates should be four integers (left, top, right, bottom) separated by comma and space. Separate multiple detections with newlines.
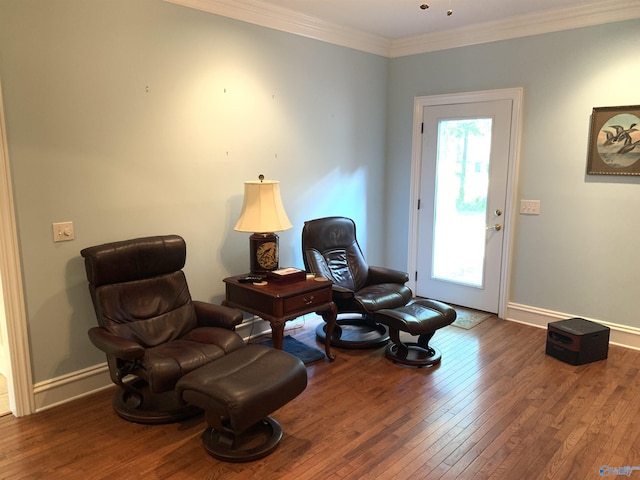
81, 235, 186, 286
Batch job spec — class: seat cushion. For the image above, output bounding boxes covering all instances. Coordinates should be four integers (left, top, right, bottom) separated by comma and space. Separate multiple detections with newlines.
140, 327, 246, 392
354, 283, 413, 312
373, 299, 456, 336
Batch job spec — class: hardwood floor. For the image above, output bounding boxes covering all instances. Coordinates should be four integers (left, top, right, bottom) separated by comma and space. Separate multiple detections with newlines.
1, 314, 638, 479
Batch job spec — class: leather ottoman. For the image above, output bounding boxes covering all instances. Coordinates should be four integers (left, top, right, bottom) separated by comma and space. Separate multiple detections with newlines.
176, 344, 307, 462
373, 299, 456, 367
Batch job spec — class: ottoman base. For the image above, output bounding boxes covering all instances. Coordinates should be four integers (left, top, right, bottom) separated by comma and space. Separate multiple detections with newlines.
202, 417, 283, 463
385, 342, 442, 367
374, 299, 456, 367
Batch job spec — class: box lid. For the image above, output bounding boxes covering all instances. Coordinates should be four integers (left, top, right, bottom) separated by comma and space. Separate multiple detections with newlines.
548, 317, 609, 335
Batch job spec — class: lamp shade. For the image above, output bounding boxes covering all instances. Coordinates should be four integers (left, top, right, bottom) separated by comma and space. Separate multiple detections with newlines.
234, 180, 292, 233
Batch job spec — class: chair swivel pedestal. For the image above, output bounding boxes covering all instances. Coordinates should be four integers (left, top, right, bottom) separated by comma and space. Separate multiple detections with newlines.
315, 313, 390, 350
373, 299, 456, 367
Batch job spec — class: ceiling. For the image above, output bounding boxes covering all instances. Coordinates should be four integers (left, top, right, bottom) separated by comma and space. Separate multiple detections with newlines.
166, 0, 640, 57
257, 0, 615, 39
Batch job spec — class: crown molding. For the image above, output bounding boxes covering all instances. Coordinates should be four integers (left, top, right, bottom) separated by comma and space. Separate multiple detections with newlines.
164, 0, 640, 58
164, 0, 392, 57
390, 0, 640, 57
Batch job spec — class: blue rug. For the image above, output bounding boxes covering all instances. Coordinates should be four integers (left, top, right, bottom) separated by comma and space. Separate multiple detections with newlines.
258, 335, 325, 365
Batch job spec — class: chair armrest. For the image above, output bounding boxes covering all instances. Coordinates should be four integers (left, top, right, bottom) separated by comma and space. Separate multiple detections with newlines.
193, 301, 243, 330
367, 266, 409, 285
332, 285, 355, 300
87, 327, 144, 360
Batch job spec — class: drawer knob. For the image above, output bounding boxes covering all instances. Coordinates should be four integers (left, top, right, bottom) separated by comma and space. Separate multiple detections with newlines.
303, 295, 314, 305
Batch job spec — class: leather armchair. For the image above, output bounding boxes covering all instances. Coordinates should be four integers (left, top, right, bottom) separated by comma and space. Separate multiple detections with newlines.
302, 216, 413, 348
81, 234, 246, 423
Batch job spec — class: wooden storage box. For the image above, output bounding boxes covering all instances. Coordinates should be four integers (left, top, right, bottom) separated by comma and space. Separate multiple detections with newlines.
266, 267, 306, 285
546, 317, 609, 365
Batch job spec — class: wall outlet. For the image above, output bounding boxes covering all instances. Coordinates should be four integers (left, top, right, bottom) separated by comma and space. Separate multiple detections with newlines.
520, 200, 541, 215
52, 221, 75, 242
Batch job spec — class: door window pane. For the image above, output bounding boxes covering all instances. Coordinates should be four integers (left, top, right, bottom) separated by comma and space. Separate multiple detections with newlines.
432, 118, 493, 287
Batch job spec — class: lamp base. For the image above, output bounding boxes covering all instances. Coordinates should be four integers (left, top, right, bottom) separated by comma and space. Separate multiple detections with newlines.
249, 232, 280, 275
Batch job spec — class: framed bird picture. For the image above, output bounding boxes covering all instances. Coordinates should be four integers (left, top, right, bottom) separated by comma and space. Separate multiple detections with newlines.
587, 105, 640, 175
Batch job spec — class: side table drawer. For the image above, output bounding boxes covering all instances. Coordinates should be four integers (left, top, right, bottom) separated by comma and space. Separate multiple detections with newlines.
282, 288, 332, 315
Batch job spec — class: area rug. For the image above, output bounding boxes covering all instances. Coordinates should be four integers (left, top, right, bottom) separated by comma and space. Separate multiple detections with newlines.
258, 335, 325, 365
451, 306, 493, 330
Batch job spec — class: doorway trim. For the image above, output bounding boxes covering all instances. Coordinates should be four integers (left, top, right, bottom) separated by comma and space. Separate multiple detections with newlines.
0, 79, 34, 416
407, 88, 523, 319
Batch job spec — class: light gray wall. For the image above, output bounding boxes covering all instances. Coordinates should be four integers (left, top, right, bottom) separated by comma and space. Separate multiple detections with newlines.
2, 0, 639, 390
386, 20, 640, 327
0, 0, 388, 383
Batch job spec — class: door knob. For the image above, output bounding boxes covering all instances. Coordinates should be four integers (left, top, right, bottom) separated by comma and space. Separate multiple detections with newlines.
486, 224, 502, 231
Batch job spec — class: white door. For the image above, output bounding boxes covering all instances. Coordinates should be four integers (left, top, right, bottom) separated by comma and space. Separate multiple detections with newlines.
414, 97, 515, 313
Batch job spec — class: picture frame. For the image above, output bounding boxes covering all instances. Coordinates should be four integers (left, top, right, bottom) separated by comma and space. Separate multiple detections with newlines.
586, 105, 640, 175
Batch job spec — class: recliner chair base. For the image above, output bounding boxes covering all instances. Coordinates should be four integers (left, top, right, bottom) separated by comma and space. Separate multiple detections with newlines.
202, 417, 283, 462
315, 315, 389, 349
112, 379, 202, 424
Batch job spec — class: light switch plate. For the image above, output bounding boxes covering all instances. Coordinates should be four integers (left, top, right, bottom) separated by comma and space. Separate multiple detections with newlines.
52, 221, 75, 242
520, 200, 541, 215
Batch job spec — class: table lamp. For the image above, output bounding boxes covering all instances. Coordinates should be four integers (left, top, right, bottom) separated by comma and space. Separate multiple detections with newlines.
234, 175, 292, 275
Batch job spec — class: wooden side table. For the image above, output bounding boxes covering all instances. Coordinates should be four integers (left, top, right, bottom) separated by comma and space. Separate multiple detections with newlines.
222, 274, 337, 361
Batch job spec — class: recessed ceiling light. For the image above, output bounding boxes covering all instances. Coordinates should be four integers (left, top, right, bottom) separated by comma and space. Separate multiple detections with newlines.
420, 2, 453, 16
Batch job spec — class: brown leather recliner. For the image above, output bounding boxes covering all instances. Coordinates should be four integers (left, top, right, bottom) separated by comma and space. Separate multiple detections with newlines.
302, 216, 413, 348
81, 234, 249, 424
83, 235, 308, 461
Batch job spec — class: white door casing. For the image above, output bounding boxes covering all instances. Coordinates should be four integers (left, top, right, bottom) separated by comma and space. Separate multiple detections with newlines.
0, 78, 34, 416
407, 88, 523, 318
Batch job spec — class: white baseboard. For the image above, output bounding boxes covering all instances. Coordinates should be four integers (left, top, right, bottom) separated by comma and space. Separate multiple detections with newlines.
506, 302, 640, 351
33, 363, 112, 413
33, 315, 309, 413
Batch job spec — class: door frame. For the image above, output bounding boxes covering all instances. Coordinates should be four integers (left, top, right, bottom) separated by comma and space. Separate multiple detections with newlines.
407, 88, 523, 319
0, 78, 34, 417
